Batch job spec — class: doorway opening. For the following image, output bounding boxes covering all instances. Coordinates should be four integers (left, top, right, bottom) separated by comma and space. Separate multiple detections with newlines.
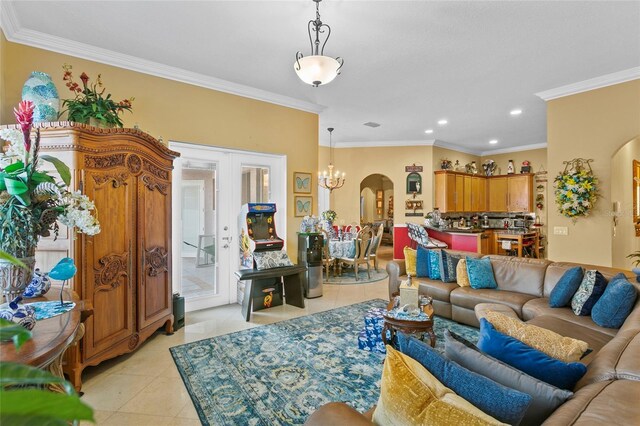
360, 174, 394, 246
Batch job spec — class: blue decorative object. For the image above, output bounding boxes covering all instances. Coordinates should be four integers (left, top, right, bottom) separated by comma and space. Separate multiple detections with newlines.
477, 318, 587, 390
22, 268, 51, 298
438, 250, 461, 283
571, 270, 607, 316
21, 71, 60, 122
29, 301, 76, 321
49, 257, 77, 306
416, 245, 430, 278
466, 257, 498, 289
396, 333, 532, 425
549, 266, 584, 307
592, 275, 638, 328
0, 296, 36, 331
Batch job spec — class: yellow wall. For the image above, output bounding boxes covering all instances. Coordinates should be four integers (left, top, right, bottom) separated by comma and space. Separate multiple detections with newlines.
0, 37, 319, 259
547, 79, 640, 266
0, 32, 6, 124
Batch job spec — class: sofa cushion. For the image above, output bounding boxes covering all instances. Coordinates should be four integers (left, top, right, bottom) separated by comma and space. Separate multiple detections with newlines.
485, 311, 589, 363
439, 250, 462, 283
543, 262, 634, 298
477, 319, 587, 390
466, 257, 498, 289
397, 334, 531, 425
444, 330, 573, 426
451, 287, 537, 317
372, 346, 505, 426
403, 246, 417, 276
548, 266, 584, 308
571, 270, 608, 316
592, 275, 638, 328
418, 279, 459, 303
485, 255, 549, 297
523, 298, 617, 337
456, 258, 471, 287
541, 380, 640, 426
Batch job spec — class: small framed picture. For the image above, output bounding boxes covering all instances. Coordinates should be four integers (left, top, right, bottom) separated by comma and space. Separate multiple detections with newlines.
376, 189, 383, 199
294, 196, 313, 217
376, 200, 383, 208
293, 172, 312, 194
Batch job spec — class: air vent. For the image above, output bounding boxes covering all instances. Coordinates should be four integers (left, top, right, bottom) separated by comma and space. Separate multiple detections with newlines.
363, 122, 381, 128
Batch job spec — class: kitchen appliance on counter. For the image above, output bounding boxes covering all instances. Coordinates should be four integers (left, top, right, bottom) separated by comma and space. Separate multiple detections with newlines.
481, 215, 490, 228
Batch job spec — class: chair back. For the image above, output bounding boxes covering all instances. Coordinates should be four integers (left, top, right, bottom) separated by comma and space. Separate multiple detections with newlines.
371, 223, 384, 253
354, 226, 374, 260
320, 229, 332, 259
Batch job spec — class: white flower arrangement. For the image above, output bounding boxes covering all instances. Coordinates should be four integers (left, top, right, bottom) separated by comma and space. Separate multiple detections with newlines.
554, 159, 598, 221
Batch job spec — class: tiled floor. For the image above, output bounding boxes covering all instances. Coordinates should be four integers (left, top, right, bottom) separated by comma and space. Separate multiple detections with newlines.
79, 246, 395, 425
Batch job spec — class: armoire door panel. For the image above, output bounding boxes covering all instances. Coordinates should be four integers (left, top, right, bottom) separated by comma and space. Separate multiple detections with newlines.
82, 167, 136, 358
137, 172, 172, 329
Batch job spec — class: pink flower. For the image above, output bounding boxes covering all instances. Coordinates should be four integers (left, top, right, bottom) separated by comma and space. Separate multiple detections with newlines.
80, 72, 89, 88
14, 100, 34, 153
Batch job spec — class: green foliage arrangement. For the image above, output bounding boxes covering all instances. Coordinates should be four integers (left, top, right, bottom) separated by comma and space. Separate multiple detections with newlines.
321, 210, 337, 222
59, 63, 134, 128
554, 159, 598, 221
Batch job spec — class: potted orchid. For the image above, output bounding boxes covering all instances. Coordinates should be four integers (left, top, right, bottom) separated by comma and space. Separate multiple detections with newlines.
0, 100, 100, 300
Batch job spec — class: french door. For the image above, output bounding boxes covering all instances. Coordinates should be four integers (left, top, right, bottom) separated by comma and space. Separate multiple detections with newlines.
170, 142, 287, 312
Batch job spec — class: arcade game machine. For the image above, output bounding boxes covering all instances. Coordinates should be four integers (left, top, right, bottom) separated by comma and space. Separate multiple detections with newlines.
238, 203, 291, 310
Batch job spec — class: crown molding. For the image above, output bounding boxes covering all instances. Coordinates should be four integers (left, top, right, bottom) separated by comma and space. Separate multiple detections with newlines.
480, 142, 547, 156
0, 5, 324, 115
322, 139, 436, 148
536, 67, 640, 101
432, 140, 481, 155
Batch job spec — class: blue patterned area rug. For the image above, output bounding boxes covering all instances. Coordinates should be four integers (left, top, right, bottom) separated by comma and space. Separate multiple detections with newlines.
323, 268, 388, 284
169, 299, 479, 426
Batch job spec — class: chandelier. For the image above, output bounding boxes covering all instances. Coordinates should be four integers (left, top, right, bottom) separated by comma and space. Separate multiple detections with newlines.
294, 0, 344, 87
318, 127, 345, 192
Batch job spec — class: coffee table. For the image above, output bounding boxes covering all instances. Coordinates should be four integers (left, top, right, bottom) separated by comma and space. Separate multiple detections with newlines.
381, 300, 436, 348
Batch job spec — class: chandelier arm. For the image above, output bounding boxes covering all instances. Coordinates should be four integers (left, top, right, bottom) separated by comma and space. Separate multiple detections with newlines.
307, 20, 316, 55
319, 23, 331, 56
335, 57, 344, 74
295, 52, 303, 71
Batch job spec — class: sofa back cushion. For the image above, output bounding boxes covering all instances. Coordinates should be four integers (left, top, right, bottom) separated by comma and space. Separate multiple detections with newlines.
592, 275, 638, 328
543, 262, 634, 298
484, 255, 550, 297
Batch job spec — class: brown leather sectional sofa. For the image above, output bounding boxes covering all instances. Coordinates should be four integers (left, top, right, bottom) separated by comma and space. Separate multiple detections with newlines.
306, 253, 640, 425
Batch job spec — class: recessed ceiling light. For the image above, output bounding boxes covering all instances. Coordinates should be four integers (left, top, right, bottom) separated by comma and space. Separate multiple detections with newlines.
510, 109, 522, 116
489, 139, 498, 144
424, 129, 434, 134
437, 119, 448, 125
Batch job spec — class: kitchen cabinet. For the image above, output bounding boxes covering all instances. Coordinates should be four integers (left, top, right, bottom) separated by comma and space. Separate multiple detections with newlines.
507, 174, 534, 212
463, 175, 472, 211
478, 230, 492, 254
488, 177, 508, 212
435, 171, 461, 212
471, 176, 486, 212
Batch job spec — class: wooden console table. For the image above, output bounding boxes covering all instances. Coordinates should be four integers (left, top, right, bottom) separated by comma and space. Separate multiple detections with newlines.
0, 287, 93, 392
235, 265, 306, 321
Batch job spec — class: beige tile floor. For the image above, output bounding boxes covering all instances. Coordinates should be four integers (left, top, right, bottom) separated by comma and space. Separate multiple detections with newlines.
79, 246, 395, 425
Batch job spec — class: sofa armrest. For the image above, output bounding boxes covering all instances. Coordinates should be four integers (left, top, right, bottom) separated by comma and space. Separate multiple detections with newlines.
304, 402, 373, 425
386, 260, 406, 300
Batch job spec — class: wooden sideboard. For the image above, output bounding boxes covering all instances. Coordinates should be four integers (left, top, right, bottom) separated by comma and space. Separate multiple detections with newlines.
13, 122, 180, 390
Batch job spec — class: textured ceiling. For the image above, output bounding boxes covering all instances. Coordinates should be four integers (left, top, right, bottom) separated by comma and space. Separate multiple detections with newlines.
3, 1, 640, 151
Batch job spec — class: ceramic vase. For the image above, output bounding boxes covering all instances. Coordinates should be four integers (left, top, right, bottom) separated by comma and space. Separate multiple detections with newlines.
23, 268, 52, 298
0, 256, 36, 303
21, 71, 60, 122
0, 296, 37, 331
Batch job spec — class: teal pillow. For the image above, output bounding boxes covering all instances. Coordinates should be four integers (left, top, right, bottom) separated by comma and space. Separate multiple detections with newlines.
592, 275, 637, 328
549, 266, 584, 308
427, 249, 441, 280
466, 257, 498, 289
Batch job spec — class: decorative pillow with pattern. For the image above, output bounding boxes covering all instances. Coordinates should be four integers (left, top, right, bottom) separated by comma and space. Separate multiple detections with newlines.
404, 246, 417, 276
485, 311, 589, 363
253, 250, 293, 270
439, 250, 462, 283
456, 259, 471, 287
427, 249, 442, 280
571, 270, 608, 316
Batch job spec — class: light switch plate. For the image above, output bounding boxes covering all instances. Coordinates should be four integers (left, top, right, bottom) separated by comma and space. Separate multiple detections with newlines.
553, 226, 568, 236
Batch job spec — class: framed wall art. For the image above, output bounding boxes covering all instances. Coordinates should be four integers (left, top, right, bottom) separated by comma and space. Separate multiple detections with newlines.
294, 172, 312, 194
294, 196, 313, 217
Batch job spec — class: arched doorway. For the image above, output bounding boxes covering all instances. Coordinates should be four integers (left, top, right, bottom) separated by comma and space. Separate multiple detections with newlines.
360, 174, 394, 246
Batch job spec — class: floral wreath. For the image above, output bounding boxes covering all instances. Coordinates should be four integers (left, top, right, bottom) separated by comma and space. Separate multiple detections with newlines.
554, 158, 598, 221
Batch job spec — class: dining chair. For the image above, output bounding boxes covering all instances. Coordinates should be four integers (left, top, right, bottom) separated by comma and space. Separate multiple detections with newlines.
368, 223, 385, 272
338, 225, 373, 280
320, 229, 335, 278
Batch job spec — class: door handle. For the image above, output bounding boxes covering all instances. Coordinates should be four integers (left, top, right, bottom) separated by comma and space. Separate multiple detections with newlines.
222, 236, 233, 242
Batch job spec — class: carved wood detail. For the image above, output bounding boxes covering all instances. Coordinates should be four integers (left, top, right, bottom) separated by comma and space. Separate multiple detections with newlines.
143, 159, 169, 181
94, 253, 129, 292
85, 153, 127, 169
128, 333, 140, 350
145, 247, 168, 277
127, 154, 142, 174
92, 172, 129, 188
142, 175, 168, 194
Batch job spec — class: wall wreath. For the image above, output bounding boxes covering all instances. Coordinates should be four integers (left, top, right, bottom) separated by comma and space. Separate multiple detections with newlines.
554, 158, 598, 222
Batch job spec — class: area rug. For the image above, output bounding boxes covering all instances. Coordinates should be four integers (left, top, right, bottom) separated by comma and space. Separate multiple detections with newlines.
170, 299, 479, 426
323, 268, 388, 284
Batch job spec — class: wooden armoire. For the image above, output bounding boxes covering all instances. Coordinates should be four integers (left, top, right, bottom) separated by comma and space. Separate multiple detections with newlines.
33, 122, 179, 390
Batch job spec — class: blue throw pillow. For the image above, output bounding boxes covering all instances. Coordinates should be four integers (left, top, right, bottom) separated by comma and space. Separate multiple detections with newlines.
466, 257, 498, 289
549, 266, 584, 308
571, 270, 608, 316
427, 249, 442, 280
416, 245, 430, 278
396, 333, 531, 425
592, 275, 638, 328
438, 250, 461, 283
477, 318, 587, 390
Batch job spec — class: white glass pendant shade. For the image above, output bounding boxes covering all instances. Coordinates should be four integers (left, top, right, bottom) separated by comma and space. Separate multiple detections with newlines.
294, 55, 341, 87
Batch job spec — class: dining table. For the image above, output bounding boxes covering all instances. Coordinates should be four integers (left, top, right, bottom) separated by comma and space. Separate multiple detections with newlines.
328, 239, 356, 259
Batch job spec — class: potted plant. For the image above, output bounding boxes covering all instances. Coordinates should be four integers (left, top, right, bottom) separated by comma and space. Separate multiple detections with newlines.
59, 64, 133, 128
626, 251, 640, 283
0, 101, 100, 300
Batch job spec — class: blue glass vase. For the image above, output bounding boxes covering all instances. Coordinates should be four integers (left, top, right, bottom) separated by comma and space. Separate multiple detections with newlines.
21, 71, 60, 122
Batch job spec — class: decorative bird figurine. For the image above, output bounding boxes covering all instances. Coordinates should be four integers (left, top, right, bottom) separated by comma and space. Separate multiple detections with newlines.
49, 257, 77, 306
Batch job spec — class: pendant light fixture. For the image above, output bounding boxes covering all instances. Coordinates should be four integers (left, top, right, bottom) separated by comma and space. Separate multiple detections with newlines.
294, 0, 344, 87
318, 127, 345, 192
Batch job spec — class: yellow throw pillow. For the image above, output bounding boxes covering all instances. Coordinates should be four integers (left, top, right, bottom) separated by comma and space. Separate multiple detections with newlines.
403, 246, 417, 276
486, 311, 589, 363
456, 258, 471, 287
372, 346, 506, 426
